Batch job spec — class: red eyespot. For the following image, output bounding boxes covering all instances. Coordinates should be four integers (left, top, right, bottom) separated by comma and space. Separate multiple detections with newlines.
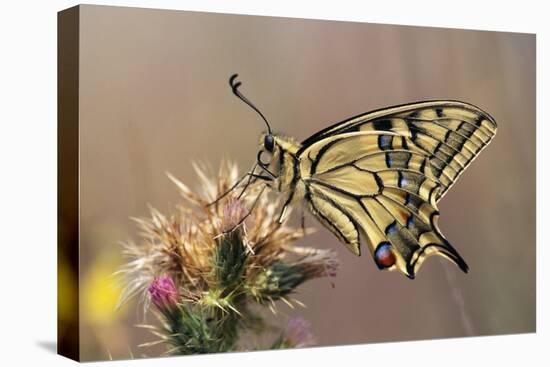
374, 242, 396, 268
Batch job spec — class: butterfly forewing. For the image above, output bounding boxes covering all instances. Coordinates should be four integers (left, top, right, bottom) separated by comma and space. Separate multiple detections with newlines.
299, 100, 497, 200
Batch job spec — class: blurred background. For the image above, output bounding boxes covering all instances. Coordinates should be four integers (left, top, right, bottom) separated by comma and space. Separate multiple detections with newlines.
74, 5, 535, 361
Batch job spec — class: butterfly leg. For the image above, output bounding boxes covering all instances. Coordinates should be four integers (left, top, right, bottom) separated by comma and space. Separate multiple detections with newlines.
278, 201, 298, 225
207, 168, 253, 207
277, 188, 297, 224
208, 163, 272, 207
237, 172, 272, 199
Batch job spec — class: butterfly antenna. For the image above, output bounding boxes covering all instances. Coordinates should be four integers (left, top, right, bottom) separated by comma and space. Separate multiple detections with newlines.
229, 73, 272, 134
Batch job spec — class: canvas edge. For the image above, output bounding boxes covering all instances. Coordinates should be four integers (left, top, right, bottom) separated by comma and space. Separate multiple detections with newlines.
57, 5, 80, 362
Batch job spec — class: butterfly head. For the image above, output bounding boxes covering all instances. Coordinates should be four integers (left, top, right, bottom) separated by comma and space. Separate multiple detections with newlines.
257, 132, 302, 182
257, 132, 281, 178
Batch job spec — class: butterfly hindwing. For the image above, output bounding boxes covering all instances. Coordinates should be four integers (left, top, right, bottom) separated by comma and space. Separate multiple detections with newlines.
299, 130, 468, 278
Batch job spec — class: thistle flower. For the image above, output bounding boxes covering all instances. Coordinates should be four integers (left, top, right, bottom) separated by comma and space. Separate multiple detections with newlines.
117, 160, 338, 356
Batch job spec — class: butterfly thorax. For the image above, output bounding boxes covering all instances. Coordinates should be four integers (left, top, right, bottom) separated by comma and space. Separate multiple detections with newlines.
259, 134, 305, 202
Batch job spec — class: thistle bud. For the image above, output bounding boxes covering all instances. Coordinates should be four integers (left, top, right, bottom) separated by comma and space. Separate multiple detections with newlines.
221, 199, 249, 232
148, 276, 179, 313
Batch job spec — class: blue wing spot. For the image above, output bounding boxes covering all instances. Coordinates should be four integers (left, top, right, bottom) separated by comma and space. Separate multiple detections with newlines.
385, 153, 393, 168
406, 215, 414, 228
378, 135, 392, 151
399, 174, 408, 188
385, 220, 398, 236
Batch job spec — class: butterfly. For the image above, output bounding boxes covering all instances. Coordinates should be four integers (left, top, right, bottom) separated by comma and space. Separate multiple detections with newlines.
223, 74, 497, 279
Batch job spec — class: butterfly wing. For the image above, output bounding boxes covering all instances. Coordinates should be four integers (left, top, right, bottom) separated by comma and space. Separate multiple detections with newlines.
299, 100, 497, 200
296, 99, 498, 278
299, 130, 470, 278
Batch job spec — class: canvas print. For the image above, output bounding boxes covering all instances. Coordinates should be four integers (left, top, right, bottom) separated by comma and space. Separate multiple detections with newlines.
57, 4, 536, 362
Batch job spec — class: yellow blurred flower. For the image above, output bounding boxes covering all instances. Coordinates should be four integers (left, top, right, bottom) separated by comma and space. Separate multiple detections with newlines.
82, 257, 126, 325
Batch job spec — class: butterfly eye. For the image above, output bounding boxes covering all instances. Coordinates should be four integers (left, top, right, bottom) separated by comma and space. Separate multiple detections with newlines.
264, 134, 275, 152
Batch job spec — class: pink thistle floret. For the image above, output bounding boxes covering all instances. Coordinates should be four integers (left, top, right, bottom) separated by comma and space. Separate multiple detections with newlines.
325, 258, 339, 278
221, 199, 249, 232
148, 276, 180, 312
285, 316, 315, 348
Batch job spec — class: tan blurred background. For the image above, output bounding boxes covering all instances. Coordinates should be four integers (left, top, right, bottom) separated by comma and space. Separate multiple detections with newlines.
76, 5, 535, 361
